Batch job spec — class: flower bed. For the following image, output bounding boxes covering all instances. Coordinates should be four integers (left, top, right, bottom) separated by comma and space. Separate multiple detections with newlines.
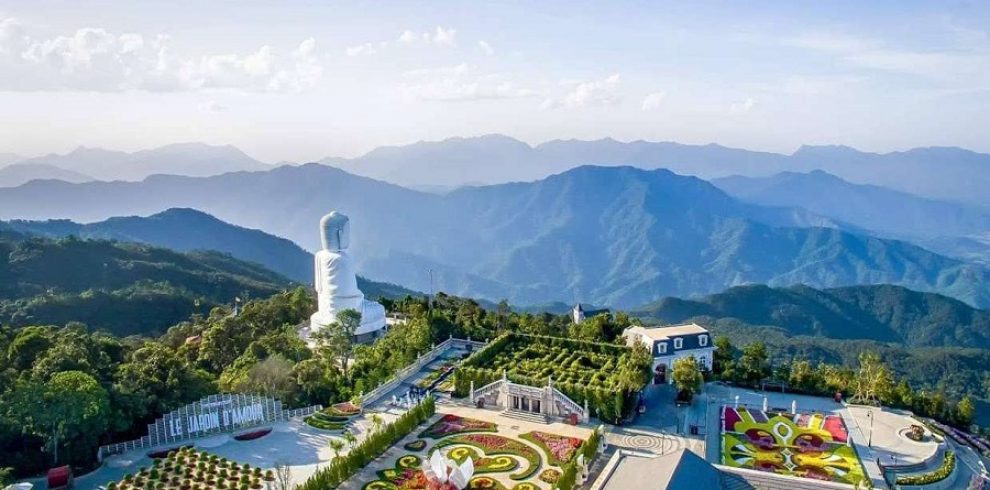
404, 439, 427, 451
234, 428, 272, 441
721, 406, 867, 486
538, 468, 560, 484
105, 448, 268, 490
519, 431, 583, 466
329, 401, 361, 416
305, 411, 347, 431
445, 446, 519, 474
897, 451, 956, 486
419, 414, 497, 439
434, 434, 542, 480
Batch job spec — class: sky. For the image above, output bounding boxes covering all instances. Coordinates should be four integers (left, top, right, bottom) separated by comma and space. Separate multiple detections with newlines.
0, 0, 988, 163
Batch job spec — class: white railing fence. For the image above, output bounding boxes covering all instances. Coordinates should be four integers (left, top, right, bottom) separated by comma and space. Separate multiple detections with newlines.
360, 336, 487, 407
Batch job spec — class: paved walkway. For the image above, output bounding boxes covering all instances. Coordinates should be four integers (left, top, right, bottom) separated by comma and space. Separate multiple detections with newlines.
49, 421, 339, 490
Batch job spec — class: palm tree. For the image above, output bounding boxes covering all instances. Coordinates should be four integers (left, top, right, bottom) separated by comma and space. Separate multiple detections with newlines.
342, 429, 357, 447
329, 439, 344, 460
370, 414, 384, 434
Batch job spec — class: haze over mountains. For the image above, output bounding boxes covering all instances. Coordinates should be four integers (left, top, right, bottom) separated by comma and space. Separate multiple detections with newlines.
322, 135, 990, 209
1, 162, 988, 308
713, 170, 990, 263
0, 142, 269, 187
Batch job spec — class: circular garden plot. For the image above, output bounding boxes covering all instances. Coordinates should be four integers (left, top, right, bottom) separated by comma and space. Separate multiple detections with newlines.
360, 414, 587, 490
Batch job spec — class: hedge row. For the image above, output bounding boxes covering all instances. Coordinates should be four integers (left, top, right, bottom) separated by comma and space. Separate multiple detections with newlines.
297, 397, 436, 490
557, 430, 601, 490
896, 451, 955, 486
454, 333, 638, 423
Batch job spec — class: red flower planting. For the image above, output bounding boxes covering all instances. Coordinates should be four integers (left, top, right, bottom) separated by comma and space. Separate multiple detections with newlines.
521, 431, 583, 465
419, 414, 497, 439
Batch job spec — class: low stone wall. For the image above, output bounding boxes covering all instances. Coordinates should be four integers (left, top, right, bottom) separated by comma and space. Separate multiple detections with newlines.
883, 441, 946, 476
717, 465, 857, 490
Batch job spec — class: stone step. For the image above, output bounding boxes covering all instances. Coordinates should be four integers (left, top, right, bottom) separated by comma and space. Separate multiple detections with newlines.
502, 409, 549, 424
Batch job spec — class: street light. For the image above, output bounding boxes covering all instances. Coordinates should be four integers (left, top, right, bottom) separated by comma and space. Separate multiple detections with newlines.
867, 410, 874, 447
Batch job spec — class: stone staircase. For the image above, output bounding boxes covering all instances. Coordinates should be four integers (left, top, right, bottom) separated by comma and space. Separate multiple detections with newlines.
502, 409, 549, 424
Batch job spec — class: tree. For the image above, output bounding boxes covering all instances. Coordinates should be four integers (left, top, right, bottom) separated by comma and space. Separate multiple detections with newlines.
0, 467, 13, 487
243, 355, 297, 401
7, 370, 109, 465
369, 413, 384, 434
671, 356, 703, 397
273, 462, 292, 490
329, 438, 345, 459
713, 336, 735, 377
955, 396, 975, 427
313, 309, 361, 378
849, 351, 894, 406
343, 429, 357, 447
739, 342, 770, 386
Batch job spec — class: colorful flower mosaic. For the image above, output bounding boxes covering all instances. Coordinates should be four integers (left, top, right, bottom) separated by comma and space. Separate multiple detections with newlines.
419, 414, 498, 439
721, 406, 867, 485
434, 434, 542, 480
520, 431, 582, 466
445, 446, 519, 474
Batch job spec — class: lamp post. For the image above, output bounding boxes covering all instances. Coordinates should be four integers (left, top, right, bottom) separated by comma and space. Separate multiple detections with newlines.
867, 410, 874, 447
428, 268, 435, 311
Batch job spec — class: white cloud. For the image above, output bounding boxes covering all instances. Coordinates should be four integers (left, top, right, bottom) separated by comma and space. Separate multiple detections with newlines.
542, 73, 621, 109
346, 42, 379, 57
0, 17, 29, 54
401, 63, 536, 101
397, 30, 421, 44
641, 91, 666, 110
729, 97, 756, 114
397, 27, 457, 46
478, 40, 494, 55
432, 26, 456, 46
0, 18, 323, 93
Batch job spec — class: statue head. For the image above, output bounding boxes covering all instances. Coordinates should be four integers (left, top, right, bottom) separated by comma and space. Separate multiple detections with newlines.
320, 211, 350, 251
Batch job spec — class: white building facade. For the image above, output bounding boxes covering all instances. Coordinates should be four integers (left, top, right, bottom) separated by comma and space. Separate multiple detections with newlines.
624, 323, 714, 384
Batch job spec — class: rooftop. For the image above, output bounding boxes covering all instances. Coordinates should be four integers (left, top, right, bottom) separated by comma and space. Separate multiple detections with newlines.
601, 448, 722, 490
626, 323, 709, 340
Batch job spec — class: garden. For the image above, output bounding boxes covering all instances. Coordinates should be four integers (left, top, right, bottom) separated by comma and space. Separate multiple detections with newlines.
305, 401, 361, 431
358, 413, 596, 490
453, 334, 650, 423
102, 448, 274, 490
721, 406, 868, 486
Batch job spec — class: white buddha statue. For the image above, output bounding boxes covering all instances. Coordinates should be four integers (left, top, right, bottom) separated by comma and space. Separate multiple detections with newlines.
308, 211, 386, 340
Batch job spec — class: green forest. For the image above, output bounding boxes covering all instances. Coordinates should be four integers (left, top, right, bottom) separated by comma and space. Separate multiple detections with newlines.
2, 235, 988, 480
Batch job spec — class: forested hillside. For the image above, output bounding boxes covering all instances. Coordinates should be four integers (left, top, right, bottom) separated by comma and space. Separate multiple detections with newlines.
634, 283, 990, 348
0, 232, 292, 336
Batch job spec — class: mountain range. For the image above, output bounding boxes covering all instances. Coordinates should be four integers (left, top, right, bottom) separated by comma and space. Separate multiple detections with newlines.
0, 142, 269, 187
713, 170, 990, 263
323, 134, 990, 208
0, 208, 417, 301
0, 163, 987, 308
